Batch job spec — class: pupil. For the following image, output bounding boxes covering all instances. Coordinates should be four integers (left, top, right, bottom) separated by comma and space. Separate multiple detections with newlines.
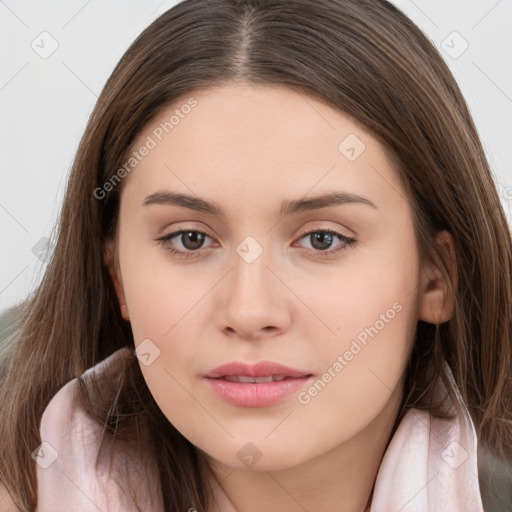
183, 231, 204, 250
311, 232, 333, 251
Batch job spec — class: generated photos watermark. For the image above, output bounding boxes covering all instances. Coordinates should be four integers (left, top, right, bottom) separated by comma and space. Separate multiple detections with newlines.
297, 301, 403, 405
94, 97, 198, 200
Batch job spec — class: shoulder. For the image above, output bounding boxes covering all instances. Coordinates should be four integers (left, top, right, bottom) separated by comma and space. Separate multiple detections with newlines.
0, 338, 132, 512
0, 482, 21, 512
37, 347, 134, 470
37, 347, 133, 466
39, 347, 133, 436
36, 347, 164, 510
36, 348, 125, 498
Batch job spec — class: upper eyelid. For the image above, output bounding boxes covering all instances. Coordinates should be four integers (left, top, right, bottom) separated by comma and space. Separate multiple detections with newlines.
159, 220, 354, 238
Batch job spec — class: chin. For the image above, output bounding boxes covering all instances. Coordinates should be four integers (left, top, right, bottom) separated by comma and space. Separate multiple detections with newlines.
206, 440, 309, 472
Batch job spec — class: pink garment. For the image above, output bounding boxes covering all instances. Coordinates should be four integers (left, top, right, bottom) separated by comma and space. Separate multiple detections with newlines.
36, 348, 484, 511
35, 348, 164, 511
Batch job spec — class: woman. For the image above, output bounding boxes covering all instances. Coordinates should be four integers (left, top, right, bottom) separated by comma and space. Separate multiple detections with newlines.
1, 0, 511, 510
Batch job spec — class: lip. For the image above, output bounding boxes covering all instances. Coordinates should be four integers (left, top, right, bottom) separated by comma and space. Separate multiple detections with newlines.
203, 361, 313, 407
204, 361, 311, 379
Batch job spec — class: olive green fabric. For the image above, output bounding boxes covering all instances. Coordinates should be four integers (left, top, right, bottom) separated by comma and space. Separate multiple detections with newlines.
479, 445, 512, 511
0, 304, 22, 381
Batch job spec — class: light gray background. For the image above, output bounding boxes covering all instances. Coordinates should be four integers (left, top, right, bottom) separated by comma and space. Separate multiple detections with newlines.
0, 0, 511, 312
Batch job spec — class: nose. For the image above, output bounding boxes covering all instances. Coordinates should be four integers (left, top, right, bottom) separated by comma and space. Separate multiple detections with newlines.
214, 244, 293, 341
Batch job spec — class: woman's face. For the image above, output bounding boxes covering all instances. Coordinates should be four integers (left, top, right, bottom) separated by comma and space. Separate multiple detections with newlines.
108, 83, 444, 472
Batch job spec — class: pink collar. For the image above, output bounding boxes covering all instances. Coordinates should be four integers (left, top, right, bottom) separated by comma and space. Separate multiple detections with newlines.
35, 349, 483, 511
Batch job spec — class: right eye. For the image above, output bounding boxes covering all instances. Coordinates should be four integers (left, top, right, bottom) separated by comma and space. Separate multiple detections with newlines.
156, 229, 215, 258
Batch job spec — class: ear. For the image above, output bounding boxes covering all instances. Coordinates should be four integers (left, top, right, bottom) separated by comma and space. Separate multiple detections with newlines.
104, 239, 127, 307
417, 230, 458, 325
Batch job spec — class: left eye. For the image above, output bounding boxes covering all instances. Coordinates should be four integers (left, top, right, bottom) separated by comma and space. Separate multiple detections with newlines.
295, 228, 357, 256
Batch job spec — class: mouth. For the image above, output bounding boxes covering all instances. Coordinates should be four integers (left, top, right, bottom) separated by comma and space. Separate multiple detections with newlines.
215, 375, 301, 383
203, 363, 314, 407
203, 360, 313, 406
204, 360, 311, 380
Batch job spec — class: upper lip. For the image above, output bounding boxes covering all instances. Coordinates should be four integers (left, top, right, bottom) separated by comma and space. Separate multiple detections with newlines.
204, 361, 312, 379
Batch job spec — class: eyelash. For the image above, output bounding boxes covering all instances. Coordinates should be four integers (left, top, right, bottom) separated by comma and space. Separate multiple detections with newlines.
156, 227, 357, 260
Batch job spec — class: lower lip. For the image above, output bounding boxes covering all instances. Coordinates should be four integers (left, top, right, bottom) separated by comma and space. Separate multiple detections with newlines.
203, 376, 313, 407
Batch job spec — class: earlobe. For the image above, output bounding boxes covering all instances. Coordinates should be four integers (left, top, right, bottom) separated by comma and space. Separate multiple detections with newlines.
104, 240, 129, 320
417, 230, 458, 325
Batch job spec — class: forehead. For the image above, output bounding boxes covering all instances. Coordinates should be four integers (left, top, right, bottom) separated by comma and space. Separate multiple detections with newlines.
120, 83, 406, 214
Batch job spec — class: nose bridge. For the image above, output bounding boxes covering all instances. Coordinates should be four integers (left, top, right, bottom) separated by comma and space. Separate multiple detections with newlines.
215, 234, 290, 337
230, 235, 274, 305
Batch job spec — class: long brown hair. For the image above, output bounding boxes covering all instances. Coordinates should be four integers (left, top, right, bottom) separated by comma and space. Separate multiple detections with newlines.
1, 0, 511, 510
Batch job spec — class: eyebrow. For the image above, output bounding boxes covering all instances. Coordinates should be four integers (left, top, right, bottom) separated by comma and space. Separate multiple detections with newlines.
142, 190, 377, 217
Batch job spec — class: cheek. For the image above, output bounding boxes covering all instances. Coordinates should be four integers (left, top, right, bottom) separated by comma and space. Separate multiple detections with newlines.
291, 236, 419, 428
118, 226, 210, 342
116, 234, 212, 415
289, 233, 418, 358
293, 265, 417, 449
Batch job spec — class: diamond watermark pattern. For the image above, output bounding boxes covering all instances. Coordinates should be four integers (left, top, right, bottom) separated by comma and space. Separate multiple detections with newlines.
338, 134, 366, 162
31, 31, 59, 60
32, 441, 58, 469
441, 31, 469, 59
135, 338, 161, 366
441, 441, 469, 469
237, 442, 263, 468
31, 236, 53, 262
236, 236, 263, 264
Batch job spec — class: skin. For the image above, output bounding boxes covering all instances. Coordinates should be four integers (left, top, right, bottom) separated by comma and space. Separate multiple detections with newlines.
105, 83, 456, 512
